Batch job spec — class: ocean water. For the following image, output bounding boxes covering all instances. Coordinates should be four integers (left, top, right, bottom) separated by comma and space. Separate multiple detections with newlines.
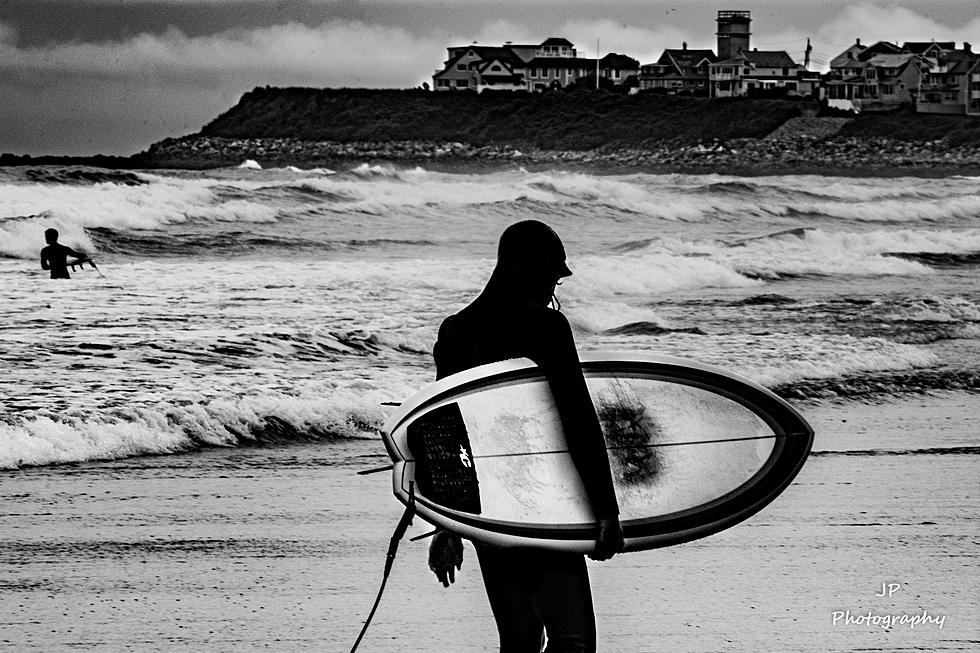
1, 163, 978, 470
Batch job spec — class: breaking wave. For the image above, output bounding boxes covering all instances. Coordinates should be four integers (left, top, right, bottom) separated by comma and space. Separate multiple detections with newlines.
0, 371, 425, 470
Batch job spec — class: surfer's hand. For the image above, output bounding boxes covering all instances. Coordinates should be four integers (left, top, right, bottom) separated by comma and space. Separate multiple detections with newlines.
428, 531, 463, 587
590, 517, 624, 561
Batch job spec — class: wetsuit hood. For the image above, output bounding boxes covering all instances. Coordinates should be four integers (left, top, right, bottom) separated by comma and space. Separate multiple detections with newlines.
496, 220, 572, 279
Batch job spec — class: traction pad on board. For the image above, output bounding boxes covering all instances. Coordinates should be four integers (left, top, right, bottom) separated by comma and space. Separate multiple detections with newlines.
407, 403, 482, 514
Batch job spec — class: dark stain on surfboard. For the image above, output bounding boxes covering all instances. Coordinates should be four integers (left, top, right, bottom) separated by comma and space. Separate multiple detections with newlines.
597, 397, 662, 485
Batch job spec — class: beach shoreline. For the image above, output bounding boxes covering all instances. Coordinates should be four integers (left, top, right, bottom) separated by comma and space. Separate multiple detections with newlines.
1, 394, 977, 652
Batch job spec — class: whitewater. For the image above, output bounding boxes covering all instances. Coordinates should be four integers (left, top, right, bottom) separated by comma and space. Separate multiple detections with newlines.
1, 164, 978, 469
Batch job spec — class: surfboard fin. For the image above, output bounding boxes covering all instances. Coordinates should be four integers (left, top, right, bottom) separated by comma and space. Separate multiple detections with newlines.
409, 529, 438, 542
357, 464, 394, 476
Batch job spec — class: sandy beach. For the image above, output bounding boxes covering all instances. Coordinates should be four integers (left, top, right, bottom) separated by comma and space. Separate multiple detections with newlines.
2, 393, 976, 652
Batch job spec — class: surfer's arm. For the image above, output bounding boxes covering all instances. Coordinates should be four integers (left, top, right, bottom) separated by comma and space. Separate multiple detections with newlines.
40, 249, 50, 270
536, 311, 620, 521
65, 247, 89, 262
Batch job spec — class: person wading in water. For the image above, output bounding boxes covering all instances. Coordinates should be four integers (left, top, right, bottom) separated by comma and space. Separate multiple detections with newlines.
40, 229, 90, 279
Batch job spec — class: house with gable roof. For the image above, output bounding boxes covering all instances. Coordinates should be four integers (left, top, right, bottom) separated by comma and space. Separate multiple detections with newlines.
917, 44, 980, 114
969, 57, 980, 115
639, 43, 718, 95
472, 48, 530, 93
824, 39, 980, 113
597, 53, 641, 87
433, 43, 530, 92
687, 10, 808, 99
432, 38, 638, 92
825, 38, 871, 108
903, 41, 956, 59
524, 38, 591, 91
825, 40, 929, 111
708, 49, 804, 98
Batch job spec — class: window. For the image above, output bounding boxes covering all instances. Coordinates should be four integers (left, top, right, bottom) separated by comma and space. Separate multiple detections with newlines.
437, 79, 450, 88
744, 67, 750, 75
457, 64, 466, 71
880, 84, 895, 95
491, 64, 501, 72
456, 79, 468, 87
866, 69, 876, 79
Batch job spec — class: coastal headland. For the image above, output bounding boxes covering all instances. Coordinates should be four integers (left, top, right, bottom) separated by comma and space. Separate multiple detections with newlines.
4, 87, 980, 175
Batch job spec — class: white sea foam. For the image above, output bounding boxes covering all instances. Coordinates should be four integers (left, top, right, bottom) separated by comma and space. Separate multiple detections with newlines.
0, 178, 219, 258
573, 250, 762, 296
742, 336, 939, 387
0, 374, 423, 469
586, 333, 940, 389
3, 168, 976, 472
238, 159, 262, 170
885, 296, 980, 323
5, 168, 979, 261
565, 302, 671, 334
699, 228, 980, 279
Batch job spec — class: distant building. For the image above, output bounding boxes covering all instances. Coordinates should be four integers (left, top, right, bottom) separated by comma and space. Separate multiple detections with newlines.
903, 41, 956, 58
428, 21, 978, 115
432, 38, 637, 92
706, 11, 807, 98
709, 49, 805, 98
433, 43, 530, 92
917, 44, 980, 115
597, 53, 641, 86
825, 39, 979, 114
970, 58, 980, 116
639, 43, 718, 95
716, 10, 752, 61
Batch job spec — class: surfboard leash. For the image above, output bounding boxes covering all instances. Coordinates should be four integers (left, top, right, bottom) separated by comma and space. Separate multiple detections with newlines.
348, 482, 416, 653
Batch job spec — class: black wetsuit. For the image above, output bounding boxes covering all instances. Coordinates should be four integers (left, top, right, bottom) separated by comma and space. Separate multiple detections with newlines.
434, 268, 619, 653
40, 243, 85, 279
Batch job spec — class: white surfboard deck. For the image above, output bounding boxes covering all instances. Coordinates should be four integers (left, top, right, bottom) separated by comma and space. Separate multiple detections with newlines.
382, 352, 813, 553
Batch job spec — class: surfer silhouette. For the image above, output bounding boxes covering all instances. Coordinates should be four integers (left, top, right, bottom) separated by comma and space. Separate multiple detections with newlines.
429, 220, 623, 653
40, 228, 90, 279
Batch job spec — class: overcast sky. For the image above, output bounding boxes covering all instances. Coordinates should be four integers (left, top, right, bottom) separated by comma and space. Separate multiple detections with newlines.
2, 0, 977, 156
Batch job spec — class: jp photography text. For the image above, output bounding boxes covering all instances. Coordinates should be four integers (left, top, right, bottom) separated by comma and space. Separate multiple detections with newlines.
832, 583, 946, 630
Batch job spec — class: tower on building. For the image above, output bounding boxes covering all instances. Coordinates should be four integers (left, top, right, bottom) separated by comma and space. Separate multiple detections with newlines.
716, 10, 751, 60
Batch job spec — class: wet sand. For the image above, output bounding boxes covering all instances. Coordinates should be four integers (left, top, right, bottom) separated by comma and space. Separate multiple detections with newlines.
2, 394, 978, 652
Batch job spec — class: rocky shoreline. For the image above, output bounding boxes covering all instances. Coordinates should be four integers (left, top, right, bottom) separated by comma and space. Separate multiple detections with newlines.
137, 131, 980, 176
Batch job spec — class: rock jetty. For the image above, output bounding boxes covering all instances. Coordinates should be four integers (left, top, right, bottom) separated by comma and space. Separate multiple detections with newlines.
138, 131, 980, 176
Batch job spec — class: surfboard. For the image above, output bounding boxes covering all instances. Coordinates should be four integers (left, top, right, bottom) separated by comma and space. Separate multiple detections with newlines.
381, 352, 814, 553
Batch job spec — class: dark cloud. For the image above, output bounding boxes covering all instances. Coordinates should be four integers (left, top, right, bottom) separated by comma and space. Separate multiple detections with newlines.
0, 0, 368, 46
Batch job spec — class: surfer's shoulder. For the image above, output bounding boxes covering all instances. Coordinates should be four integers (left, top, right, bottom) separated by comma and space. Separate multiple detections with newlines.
437, 312, 462, 339
537, 305, 572, 333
